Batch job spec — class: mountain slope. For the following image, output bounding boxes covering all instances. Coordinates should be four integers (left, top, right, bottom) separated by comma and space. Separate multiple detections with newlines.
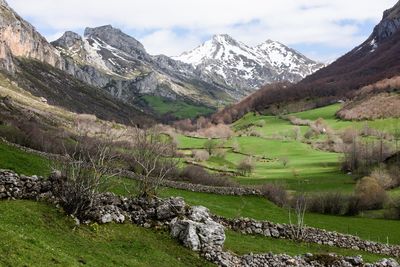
173, 34, 324, 98
0, 0, 63, 72
213, 0, 400, 123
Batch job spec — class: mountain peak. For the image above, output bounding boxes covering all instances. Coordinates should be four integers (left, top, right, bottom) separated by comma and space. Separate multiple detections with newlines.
371, 1, 400, 44
0, 0, 8, 7
83, 25, 147, 57
52, 31, 82, 49
84, 25, 118, 38
383, 1, 400, 20
212, 34, 237, 44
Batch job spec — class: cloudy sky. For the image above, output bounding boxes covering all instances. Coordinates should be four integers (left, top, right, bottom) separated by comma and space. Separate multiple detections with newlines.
7, 0, 398, 62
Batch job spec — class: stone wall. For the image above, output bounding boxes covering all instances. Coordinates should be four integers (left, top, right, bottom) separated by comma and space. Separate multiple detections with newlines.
121, 170, 263, 196
215, 216, 400, 258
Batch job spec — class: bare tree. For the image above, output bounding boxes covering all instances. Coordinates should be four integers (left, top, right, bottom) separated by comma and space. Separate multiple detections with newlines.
289, 195, 308, 241
237, 156, 255, 176
52, 138, 119, 220
129, 128, 179, 197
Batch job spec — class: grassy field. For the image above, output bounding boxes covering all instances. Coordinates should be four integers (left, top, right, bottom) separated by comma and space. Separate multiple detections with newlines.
0, 142, 51, 177
292, 104, 400, 133
142, 95, 214, 119
176, 103, 400, 193
0, 200, 213, 267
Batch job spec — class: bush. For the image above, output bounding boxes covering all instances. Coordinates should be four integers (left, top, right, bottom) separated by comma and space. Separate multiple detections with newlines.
384, 197, 400, 220
248, 129, 262, 137
370, 166, 394, 189
176, 165, 237, 187
254, 120, 266, 127
214, 148, 226, 159
204, 139, 218, 155
52, 139, 118, 220
340, 128, 359, 144
304, 129, 315, 140
193, 150, 210, 162
355, 176, 387, 210
259, 183, 288, 207
308, 193, 346, 215
237, 157, 254, 176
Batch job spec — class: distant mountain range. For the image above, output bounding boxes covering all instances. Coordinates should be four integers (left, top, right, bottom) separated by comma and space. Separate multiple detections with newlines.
173, 35, 324, 98
213, 0, 400, 123
52, 28, 323, 104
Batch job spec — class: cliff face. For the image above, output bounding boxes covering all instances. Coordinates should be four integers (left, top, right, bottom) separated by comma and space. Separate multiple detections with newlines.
0, 0, 63, 72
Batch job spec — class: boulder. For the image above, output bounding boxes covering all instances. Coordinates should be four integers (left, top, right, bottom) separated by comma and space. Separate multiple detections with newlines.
170, 206, 225, 251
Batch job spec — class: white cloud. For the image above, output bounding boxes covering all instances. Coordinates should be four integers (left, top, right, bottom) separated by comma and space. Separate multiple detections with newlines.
140, 30, 202, 56
6, 0, 398, 59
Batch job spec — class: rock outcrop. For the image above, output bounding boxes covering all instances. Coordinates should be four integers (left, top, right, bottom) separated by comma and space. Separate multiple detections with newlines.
0, 0, 63, 72
171, 206, 225, 251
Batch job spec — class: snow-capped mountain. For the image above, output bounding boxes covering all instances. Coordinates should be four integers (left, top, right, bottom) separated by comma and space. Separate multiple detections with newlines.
173, 34, 324, 98
52, 26, 232, 107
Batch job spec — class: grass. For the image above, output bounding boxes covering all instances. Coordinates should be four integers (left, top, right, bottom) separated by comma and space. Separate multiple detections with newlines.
176, 135, 209, 149
0, 200, 214, 267
292, 104, 400, 133
225, 231, 396, 263
142, 95, 214, 119
0, 141, 51, 177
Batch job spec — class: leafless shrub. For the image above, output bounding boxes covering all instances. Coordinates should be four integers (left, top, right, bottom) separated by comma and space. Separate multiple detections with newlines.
355, 176, 387, 210
259, 183, 288, 207
293, 126, 302, 141
288, 116, 312, 126
254, 120, 266, 127
175, 165, 238, 187
248, 128, 262, 137
128, 128, 179, 197
388, 165, 400, 188
232, 139, 240, 152
289, 195, 308, 241
345, 195, 362, 216
204, 139, 219, 155
52, 138, 119, 220
370, 166, 394, 190
193, 150, 210, 162
200, 124, 233, 139
341, 135, 393, 175
308, 192, 346, 215
237, 157, 255, 176
280, 157, 290, 168
341, 128, 359, 144
214, 148, 226, 159
304, 129, 316, 140
384, 197, 400, 220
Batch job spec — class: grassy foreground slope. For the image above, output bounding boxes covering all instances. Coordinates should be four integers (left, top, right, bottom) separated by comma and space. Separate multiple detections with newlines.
0, 201, 213, 267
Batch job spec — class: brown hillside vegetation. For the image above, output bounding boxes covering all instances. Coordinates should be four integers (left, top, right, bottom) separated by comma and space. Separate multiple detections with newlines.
213, 1, 400, 124
337, 76, 400, 120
